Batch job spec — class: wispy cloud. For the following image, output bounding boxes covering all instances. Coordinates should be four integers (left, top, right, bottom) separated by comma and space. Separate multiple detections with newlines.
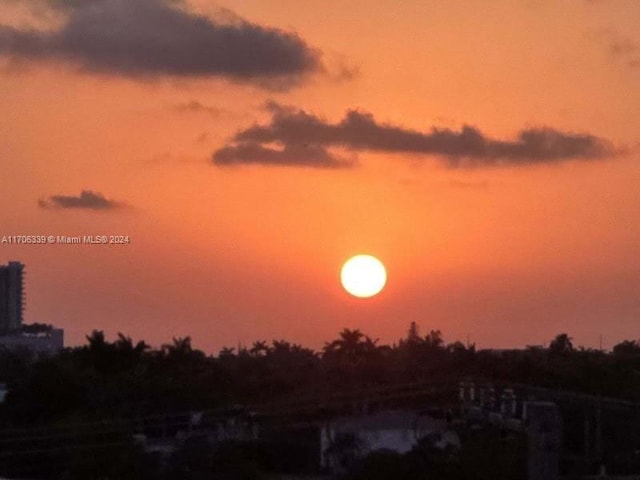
447, 180, 489, 190
173, 101, 224, 117
589, 27, 640, 70
38, 190, 122, 210
610, 37, 640, 69
213, 103, 616, 168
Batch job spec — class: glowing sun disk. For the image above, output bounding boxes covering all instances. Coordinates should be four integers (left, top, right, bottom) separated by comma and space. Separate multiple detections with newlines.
340, 255, 387, 298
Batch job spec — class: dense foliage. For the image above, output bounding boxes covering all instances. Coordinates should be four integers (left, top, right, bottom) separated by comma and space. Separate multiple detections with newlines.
2, 327, 640, 425
0, 326, 639, 478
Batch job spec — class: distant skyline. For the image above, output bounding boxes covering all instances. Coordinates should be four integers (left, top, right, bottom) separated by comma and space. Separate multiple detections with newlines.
1, 0, 639, 353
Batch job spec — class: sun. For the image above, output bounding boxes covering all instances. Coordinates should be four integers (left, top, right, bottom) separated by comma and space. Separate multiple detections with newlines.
340, 255, 387, 298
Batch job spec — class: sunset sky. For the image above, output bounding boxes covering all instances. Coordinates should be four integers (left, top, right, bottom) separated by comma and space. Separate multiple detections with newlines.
1, 0, 639, 353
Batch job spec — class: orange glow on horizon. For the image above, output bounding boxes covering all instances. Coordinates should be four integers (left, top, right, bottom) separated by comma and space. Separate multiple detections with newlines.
1, 0, 639, 353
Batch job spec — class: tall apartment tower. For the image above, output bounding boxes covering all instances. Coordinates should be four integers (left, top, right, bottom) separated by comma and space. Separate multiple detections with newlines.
0, 261, 25, 334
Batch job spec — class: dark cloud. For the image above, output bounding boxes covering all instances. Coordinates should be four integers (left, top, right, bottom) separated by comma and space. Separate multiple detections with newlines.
214, 142, 352, 169
212, 103, 616, 168
38, 190, 121, 210
0, 0, 321, 87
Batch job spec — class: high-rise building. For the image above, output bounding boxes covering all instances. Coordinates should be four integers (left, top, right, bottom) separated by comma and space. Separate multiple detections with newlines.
0, 261, 25, 335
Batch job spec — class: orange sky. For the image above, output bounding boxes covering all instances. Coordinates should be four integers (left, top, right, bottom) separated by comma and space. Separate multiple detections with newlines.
1, 0, 639, 353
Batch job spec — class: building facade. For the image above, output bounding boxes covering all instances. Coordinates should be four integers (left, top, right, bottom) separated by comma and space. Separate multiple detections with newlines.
0, 261, 24, 334
0, 261, 64, 355
0, 329, 64, 355
321, 410, 460, 474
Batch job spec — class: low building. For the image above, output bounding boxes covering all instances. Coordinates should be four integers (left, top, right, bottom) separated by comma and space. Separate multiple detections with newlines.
0, 261, 64, 356
320, 410, 459, 474
135, 410, 259, 459
0, 328, 64, 355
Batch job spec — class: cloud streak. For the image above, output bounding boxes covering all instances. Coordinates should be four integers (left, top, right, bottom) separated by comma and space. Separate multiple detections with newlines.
214, 142, 353, 169
174, 101, 224, 117
588, 28, 640, 71
38, 190, 121, 210
212, 104, 616, 168
610, 38, 640, 69
0, 0, 321, 87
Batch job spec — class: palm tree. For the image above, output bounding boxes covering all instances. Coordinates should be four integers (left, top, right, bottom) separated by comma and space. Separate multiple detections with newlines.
218, 346, 235, 358
84, 330, 117, 373
114, 333, 149, 356
271, 340, 293, 355
250, 340, 270, 357
323, 328, 379, 363
162, 336, 204, 362
86, 330, 108, 351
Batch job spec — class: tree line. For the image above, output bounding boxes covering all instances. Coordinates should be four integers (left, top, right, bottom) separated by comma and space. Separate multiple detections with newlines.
0, 325, 639, 478
1, 324, 640, 426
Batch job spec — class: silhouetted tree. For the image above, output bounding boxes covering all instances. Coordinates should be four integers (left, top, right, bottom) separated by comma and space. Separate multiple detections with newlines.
250, 341, 270, 357
406, 321, 421, 344
424, 329, 444, 349
613, 340, 640, 357
323, 329, 378, 363
6, 326, 640, 478
219, 346, 236, 358
549, 333, 574, 356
